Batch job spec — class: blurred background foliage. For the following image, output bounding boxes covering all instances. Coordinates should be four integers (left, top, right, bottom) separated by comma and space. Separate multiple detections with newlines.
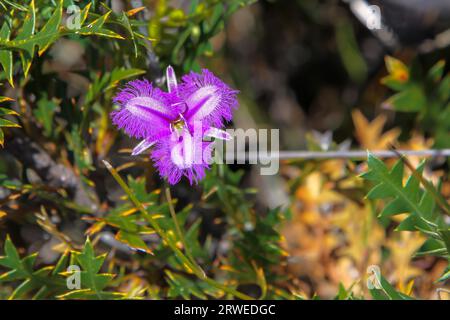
0, 0, 449, 299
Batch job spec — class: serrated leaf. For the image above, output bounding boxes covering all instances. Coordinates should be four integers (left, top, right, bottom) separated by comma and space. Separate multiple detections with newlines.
364, 155, 424, 218
396, 214, 432, 232
119, 12, 138, 58
438, 230, 450, 257
414, 238, 447, 257
362, 154, 447, 237
0, 1, 129, 80
363, 153, 450, 268
116, 230, 153, 254
0, 236, 67, 299
7, 0, 63, 57
36, 0, 63, 55
15, 0, 36, 76
165, 270, 222, 299
78, 11, 123, 39
74, 240, 104, 274
384, 85, 426, 112
67, 239, 123, 300
367, 161, 404, 200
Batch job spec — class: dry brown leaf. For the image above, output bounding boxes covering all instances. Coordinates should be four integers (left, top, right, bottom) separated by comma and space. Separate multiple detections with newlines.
352, 109, 400, 149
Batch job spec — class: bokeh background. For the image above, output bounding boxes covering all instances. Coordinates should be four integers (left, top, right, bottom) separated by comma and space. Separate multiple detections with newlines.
0, 0, 449, 299
218, 0, 450, 298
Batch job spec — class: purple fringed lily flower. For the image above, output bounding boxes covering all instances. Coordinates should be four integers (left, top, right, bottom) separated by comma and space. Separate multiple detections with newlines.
111, 66, 238, 185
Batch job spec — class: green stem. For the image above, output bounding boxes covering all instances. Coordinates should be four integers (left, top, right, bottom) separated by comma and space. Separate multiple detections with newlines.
103, 160, 254, 300
164, 184, 201, 273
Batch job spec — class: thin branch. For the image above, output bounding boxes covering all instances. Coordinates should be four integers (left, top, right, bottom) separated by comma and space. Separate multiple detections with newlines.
164, 184, 203, 274
103, 160, 254, 300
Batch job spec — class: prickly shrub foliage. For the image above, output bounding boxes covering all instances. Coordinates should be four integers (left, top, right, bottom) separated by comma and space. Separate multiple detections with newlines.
0, 0, 449, 300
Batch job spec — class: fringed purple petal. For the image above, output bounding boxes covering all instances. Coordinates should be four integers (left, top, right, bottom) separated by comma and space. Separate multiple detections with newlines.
111, 68, 239, 186
111, 79, 181, 140
179, 69, 239, 128
151, 129, 213, 185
